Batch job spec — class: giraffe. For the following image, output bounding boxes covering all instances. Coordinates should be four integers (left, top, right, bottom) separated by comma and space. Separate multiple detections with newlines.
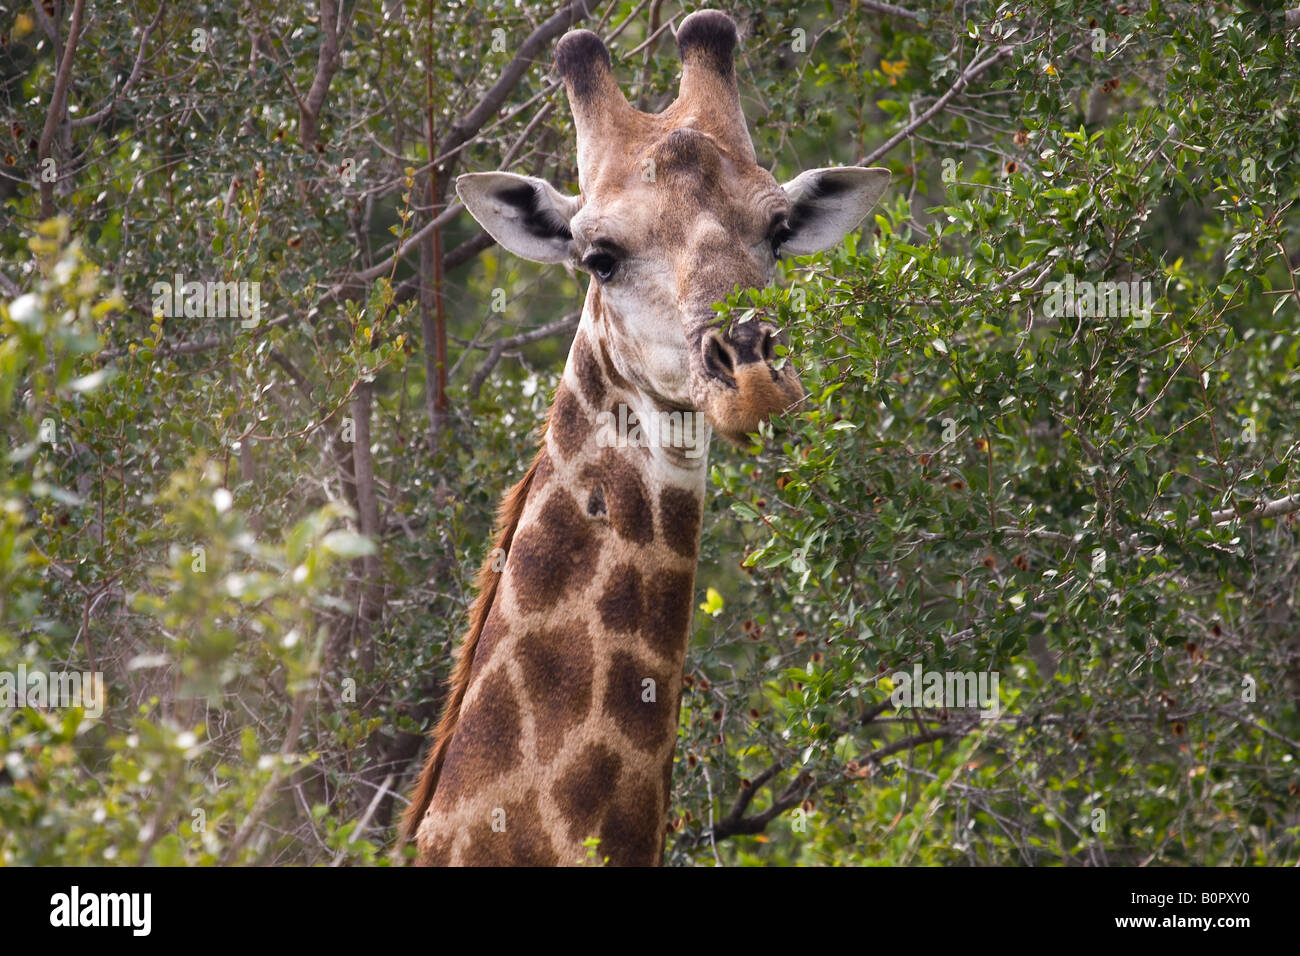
403, 8, 889, 866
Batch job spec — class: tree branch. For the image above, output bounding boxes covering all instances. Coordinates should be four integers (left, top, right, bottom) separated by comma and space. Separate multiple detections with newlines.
91, 312, 295, 365
467, 312, 580, 397
436, 0, 598, 173
349, 379, 383, 674
706, 724, 964, 844
444, 230, 496, 271
69, 3, 165, 129
30, 0, 58, 46
37, 0, 87, 219
859, 44, 1014, 167
858, 0, 922, 21
219, 687, 309, 864
325, 2, 601, 298
299, 0, 348, 149
714, 761, 787, 835
1187, 493, 1300, 531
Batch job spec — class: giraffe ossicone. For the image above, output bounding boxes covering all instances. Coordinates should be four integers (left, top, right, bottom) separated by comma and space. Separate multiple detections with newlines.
405, 8, 889, 866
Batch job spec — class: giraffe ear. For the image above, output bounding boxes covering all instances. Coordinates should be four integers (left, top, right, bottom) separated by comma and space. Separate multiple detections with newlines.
455, 172, 580, 264
779, 166, 890, 256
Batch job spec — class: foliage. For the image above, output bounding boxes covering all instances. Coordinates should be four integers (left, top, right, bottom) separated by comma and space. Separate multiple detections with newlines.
1, 0, 1298, 865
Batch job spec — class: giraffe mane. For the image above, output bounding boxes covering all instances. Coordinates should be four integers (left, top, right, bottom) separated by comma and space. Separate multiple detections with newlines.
401, 424, 549, 845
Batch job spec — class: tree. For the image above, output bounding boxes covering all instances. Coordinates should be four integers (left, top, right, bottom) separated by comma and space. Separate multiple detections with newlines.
1, 0, 1297, 866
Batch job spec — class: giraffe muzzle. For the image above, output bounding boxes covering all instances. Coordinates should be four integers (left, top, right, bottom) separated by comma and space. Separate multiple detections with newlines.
696, 321, 804, 444
701, 322, 776, 380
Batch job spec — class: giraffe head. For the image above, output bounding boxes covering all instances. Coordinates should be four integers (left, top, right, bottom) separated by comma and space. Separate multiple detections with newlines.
457, 9, 889, 445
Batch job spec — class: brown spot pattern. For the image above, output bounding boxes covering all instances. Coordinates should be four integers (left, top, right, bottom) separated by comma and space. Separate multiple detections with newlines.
572, 332, 607, 407
418, 830, 454, 868
533, 447, 554, 490
659, 486, 702, 558
602, 650, 675, 754
433, 668, 523, 807
460, 789, 559, 866
598, 775, 663, 866
517, 625, 595, 763
508, 489, 599, 614
552, 742, 623, 843
597, 562, 644, 634
582, 450, 654, 545
642, 569, 695, 658
468, 601, 509, 681
597, 334, 632, 393
551, 385, 586, 460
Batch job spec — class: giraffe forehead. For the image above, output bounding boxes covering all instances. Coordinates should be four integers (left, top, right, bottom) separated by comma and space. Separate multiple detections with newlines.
575, 161, 787, 250
648, 127, 725, 179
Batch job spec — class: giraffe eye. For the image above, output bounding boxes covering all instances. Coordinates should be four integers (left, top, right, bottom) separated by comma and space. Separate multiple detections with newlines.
582, 251, 618, 282
770, 225, 793, 260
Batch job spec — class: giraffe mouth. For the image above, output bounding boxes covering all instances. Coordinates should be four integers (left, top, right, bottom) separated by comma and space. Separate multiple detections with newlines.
648, 392, 697, 416
689, 321, 805, 445
696, 367, 805, 445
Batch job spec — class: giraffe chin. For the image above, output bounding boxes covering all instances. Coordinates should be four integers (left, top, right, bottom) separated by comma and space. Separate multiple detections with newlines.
700, 363, 805, 446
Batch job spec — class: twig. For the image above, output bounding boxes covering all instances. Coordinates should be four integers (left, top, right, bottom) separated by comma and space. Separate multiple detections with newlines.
700, 764, 723, 866
858, 0, 922, 21
859, 44, 1015, 167
91, 313, 294, 365
219, 689, 310, 864
330, 773, 395, 865
1186, 493, 1300, 531
1214, 706, 1300, 752
436, 0, 599, 172
467, 312, 580, 396
707, 725, 963, 842
37, 0, 88, 219
299, 0, 350, 148
70, 3, 165, 129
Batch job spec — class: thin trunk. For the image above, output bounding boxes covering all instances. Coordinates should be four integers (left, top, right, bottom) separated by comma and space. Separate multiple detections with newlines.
37, 0, 87, 219
422, 1, 450, 449
349, 381, 382, 675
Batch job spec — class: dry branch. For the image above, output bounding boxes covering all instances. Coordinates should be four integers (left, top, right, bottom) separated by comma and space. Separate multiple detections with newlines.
70, 3, 166, 129
859, 44, 1015, 167
37, 0, 88, 219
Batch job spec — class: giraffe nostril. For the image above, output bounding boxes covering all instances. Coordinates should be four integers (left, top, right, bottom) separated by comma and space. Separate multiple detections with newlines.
703, 332, 736, 381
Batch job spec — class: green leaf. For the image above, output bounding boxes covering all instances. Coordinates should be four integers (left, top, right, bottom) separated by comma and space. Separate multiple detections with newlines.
698, 587, 724, 616
321, 530, 376, 558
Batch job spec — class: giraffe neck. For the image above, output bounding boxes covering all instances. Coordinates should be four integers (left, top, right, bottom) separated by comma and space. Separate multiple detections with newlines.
415, 286, 710, 866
